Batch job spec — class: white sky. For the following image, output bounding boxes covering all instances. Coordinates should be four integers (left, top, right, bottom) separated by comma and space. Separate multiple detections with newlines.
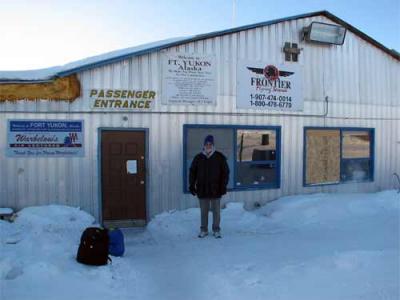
1, 0, 399, 70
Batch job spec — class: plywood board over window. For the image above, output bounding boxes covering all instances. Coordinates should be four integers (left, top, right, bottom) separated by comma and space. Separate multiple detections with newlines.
305, 129, 340, 185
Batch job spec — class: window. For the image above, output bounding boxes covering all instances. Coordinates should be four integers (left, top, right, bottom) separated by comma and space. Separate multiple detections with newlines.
183, 125, 281, 192
236, 130, 277, 187
185, 127, 235, 189
304, 128, 374, 186
341, 131, 373, 182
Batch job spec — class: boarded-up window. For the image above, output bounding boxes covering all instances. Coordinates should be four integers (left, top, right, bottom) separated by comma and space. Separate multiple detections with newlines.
305, 129, 340, 185
304, 128, 374, 186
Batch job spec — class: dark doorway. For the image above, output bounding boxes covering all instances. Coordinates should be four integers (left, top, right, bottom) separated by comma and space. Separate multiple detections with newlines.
101, 130, 146, 226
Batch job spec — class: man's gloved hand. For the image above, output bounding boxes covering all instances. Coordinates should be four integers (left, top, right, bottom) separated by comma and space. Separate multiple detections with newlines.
189, 185, 197, 196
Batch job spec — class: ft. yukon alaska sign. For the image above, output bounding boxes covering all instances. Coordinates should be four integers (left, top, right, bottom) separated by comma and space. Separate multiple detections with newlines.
7, 120, 84, 157
237, 60, 303, 111
89, 89, 157, 110
162, 53, 216, 105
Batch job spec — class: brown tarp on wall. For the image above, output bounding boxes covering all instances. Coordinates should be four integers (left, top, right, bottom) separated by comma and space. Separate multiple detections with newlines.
0, 74, 80, 102
305, 129, 340, 185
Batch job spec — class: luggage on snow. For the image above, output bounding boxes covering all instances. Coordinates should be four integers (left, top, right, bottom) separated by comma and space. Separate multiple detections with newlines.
76, 227, 110, 266
108, 228, 125, 257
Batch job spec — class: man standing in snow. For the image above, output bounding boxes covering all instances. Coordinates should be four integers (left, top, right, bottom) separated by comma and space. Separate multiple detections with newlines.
189, 135, 230, 238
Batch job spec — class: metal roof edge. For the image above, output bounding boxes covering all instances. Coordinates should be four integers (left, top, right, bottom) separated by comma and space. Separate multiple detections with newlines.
58, 10, 399, 77
0, 79, 54, 84
2, 10, 398, 82
320, 11, 400, 61
56, 39, 194, 77
56, 11, 328, 77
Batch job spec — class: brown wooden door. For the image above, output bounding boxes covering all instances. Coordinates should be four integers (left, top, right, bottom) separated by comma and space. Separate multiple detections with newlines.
101, 130, 146, 223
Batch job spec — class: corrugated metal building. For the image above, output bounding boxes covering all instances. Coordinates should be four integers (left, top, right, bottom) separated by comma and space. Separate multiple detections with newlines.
0, 11, 399, 225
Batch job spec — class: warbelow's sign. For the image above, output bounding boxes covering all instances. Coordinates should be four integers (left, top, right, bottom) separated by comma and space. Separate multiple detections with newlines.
6, 120, 84, 157
237, 60, 303, 111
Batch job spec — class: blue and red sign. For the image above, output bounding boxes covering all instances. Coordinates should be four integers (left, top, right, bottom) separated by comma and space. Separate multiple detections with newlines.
7, 120, 84, 157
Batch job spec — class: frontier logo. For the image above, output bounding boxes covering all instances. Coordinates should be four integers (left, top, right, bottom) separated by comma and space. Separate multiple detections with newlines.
247, 65, 294, 80
246, 65, 294, 90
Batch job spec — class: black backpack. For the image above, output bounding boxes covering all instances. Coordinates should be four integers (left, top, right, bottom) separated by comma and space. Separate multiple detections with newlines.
76, 227, 110, 266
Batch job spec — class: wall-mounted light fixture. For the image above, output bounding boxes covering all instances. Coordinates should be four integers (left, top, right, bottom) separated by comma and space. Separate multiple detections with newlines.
303, 22, 346, 45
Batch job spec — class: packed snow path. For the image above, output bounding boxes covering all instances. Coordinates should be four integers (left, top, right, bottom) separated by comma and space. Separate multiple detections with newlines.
1, 191, 399, 300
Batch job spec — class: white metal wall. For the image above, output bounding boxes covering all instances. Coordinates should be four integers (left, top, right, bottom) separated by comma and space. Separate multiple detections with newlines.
0, 15, 399, 219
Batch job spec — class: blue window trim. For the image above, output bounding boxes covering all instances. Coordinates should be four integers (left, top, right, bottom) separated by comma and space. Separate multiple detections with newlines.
238, 160, 277, 165
183, 124, 281, 193
303, 127, 375, 187
341, 157, 371, 162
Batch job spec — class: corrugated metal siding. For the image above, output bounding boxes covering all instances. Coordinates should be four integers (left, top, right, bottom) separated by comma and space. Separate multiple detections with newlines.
0, 111, 399, 219
0, 15, 399, 219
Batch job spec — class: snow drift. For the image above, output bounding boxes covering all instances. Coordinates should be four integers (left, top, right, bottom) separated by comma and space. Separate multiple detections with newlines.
1, 191, 399, 300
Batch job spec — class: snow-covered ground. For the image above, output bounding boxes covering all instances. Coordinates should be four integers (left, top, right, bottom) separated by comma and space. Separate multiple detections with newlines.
1, 191, 399, 300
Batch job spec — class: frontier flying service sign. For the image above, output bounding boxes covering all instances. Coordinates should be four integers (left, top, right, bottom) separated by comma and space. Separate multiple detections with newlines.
236, 60, 303, 111
89, 89, 157, 111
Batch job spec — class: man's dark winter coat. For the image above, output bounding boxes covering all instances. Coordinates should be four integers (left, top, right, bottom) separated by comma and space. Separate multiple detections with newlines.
189, 151, 230, 199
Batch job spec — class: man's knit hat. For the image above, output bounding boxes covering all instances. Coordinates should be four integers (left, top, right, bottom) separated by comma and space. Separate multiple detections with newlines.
204, 135, 214, 145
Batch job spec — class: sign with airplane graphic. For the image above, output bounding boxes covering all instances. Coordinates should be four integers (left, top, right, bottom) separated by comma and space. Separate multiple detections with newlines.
237, 60, 303, 111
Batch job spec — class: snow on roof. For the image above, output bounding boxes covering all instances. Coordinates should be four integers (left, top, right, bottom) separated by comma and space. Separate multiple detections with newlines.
0, 36, 190, 82
1, 10, 398, 83
0, 67, 63, 83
